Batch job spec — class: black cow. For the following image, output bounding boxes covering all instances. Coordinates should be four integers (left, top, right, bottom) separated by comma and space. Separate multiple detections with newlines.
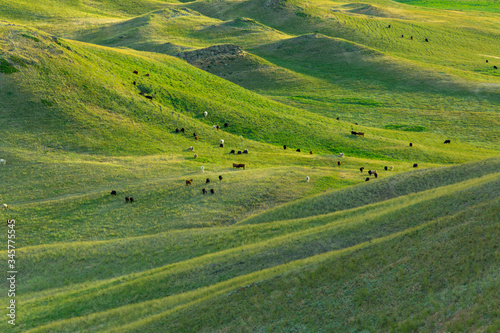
230, 150, 235, 154
202, 188, 206, 194
219, 175, 223, 181
110, 190, 117, 196
210, 189, 215, 194
206, 178, 210, 184
444, 140, 451, 144
413, 163, 418, 168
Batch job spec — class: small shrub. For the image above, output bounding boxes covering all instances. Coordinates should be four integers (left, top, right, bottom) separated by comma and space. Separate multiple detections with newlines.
0, 58, 18, 74
21, 33, 40, 42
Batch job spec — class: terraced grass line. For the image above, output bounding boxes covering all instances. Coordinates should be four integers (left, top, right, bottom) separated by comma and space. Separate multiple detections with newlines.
241, 157, 500, 224
16, 168, 500, 296
130, 198, 499, 332
12, 172, 498, 330
24, 210, 460, 333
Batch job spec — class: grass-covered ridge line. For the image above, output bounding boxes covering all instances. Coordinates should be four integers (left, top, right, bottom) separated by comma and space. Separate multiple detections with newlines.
0, 0, 499, 331
242, 157, 500, 224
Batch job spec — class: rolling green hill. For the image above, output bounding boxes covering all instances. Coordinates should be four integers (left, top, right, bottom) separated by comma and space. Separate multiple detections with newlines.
0, 0, 499, 331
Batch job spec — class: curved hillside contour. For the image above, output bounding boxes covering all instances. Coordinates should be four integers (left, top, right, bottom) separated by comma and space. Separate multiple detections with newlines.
241, 157, 500, 224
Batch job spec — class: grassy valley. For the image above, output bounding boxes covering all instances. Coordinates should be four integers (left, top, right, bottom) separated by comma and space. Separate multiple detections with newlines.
0, 0, 498, 331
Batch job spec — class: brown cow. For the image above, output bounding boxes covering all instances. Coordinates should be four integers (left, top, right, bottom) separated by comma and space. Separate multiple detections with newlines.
338, 161, 341, 167
186, 179, 193, 185
233, 163, 245, 169
351, 131, 365, 137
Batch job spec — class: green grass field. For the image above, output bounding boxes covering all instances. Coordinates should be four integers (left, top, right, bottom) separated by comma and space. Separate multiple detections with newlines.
0, 0, 499, 331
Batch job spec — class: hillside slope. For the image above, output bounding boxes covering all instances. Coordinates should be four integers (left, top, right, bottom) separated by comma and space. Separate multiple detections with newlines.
0, 1, 499, 332
2, 158, 498, 332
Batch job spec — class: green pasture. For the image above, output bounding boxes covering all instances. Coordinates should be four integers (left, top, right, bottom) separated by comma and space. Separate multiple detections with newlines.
0, 0, 498, 331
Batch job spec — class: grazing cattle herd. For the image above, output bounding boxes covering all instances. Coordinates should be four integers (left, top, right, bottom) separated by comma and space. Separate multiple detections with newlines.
5, 60, 463, 213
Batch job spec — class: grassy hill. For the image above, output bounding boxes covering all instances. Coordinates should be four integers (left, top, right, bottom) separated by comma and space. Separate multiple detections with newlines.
0, 0, 499, 331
